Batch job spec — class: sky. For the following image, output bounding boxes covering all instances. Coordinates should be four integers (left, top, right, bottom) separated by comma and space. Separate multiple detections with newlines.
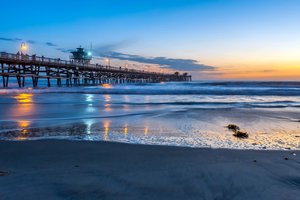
1, 0, 300, 80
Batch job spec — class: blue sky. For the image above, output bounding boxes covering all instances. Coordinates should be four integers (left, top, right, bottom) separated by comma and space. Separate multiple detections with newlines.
1, 0, 300, 80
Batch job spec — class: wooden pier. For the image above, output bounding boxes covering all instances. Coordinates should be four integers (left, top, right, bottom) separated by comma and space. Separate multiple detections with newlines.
0, 52, 192, 88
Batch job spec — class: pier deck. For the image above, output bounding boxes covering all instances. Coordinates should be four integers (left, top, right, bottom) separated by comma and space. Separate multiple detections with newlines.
0, 52, 191, 88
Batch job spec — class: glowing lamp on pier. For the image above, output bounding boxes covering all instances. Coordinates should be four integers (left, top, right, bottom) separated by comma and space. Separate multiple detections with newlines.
20, 43, 28, 53
105, 58, 111, 66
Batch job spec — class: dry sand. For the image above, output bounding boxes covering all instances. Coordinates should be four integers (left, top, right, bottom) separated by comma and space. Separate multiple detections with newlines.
0, 140, 299, 200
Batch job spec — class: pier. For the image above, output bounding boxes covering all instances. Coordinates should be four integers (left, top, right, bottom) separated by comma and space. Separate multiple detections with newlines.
0, 52, 191, 88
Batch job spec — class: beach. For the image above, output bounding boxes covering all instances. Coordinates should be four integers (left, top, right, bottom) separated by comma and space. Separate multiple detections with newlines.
0, 82, 300, 199
0, 140, 299, 200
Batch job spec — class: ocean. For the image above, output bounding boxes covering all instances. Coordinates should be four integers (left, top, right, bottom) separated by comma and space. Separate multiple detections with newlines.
0, 81, 299, 150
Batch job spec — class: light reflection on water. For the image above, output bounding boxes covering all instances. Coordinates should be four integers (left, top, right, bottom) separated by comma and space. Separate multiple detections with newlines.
14, 93, 33, 103
13, 93, 35, 118
102, 83, 112, 89
122, 95, 131, 111
85, 94, 94, 102
13, 93, 34, 140
13, 93, 34, 116
104, 94, 112, 112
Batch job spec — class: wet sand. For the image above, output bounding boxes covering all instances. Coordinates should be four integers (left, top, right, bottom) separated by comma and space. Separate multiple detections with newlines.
0, 140, 299, 200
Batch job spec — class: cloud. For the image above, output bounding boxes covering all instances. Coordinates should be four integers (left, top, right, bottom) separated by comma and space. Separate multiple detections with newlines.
93, 40, 135, 53
0, 37, 57, 47
57, 41, 128, 54
0, 37, 22, 42
53, 40, 216, 72
26, 40, 36, 44
56, 48, 73, 53
0, 37, 38, 45
96, 51, 215, 71
0, 37, 36, 44
261, 70, 276, 73
45, 42, 57, 47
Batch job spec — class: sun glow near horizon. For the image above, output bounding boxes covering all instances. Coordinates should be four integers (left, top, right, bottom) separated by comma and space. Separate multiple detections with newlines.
211, 65, 300, 80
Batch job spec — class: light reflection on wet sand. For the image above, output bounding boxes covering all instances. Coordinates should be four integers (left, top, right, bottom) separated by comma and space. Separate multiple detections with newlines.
144, 126, 149, 136
103, 120, 110, 141
85, 120, 94, 135
124, 125, 128, 137
1, 115, 299, 150
17, 120, 31, 140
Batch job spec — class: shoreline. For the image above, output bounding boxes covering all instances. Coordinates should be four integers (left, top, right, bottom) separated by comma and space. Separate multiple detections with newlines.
0, 140, 299, 200
0, 138, 298, 151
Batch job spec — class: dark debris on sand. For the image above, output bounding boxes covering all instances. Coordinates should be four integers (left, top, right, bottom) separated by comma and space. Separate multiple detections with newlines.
227, 124, 240, 132
227, 124, 249, 138
233, 130, 249, 138
0, 171, 9, 176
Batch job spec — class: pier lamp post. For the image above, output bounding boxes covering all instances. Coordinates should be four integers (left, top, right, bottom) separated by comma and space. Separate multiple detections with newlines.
87, 51, 92, 62
20, 42, 28, 54
105, 58, 110, 67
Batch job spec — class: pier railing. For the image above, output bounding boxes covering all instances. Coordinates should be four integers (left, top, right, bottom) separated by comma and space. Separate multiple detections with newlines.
0, 52, 173, 76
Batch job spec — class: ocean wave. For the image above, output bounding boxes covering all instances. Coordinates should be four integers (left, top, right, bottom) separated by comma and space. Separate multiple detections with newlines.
0, 81, 300, 96
0, 87, 299, 96
114, 100, 300, 107
1, 98, 299, 109
180, 81, 300, 87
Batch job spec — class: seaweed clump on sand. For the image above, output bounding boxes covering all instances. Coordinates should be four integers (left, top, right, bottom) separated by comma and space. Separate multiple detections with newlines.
227, 124, 240, 132
233, 130, 249, 138
227, 124, 249, 139
0, 170, 9, 176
